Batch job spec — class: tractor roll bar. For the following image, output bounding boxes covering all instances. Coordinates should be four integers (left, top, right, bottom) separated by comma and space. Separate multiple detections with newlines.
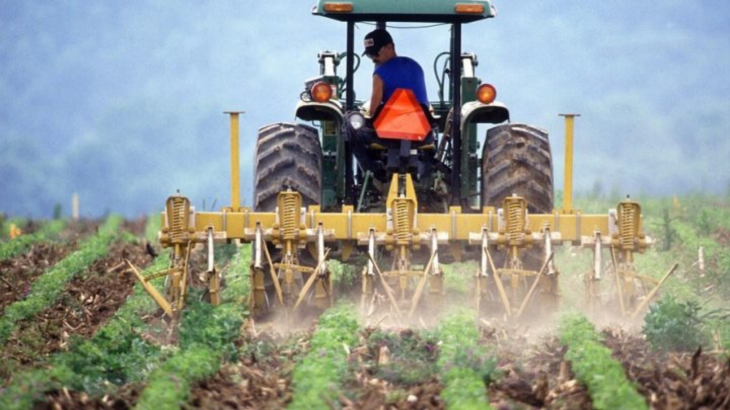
450, 23, 462, 204
345, 21, 355, 204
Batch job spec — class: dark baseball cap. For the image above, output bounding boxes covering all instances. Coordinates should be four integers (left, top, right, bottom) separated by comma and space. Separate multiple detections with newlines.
362, 29, 393, 56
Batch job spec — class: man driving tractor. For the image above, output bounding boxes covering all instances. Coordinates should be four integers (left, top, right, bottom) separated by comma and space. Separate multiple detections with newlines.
345, 28, 432, 176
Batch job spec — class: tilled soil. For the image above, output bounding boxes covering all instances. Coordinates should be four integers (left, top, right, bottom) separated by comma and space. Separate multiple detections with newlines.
489, 337, 591, 409
41, 384, 143, 410
187, 329, 312, 410
0, 243, 76, 315
26, 319, 730, 410
3, 222, 727, 409
57, 219, 100, 243
603, 328, 730, 409
0, 242, 152, 379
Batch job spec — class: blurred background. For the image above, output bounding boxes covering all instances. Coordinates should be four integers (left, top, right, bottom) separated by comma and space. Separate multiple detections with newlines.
1, 0, 729, 218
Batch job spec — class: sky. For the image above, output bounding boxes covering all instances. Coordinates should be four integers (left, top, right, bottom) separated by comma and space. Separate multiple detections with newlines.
1, 0, 729, 218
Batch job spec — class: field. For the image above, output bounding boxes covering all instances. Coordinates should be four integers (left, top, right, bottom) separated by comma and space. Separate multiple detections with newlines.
1, 194, 729, 409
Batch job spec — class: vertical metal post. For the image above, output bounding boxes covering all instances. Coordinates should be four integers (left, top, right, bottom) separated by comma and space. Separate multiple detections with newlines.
72, 193, 79, 220
451, 23, 462, 205
559, 114, 579, 214
225, 111, 245, 209
345, 21, 355, 205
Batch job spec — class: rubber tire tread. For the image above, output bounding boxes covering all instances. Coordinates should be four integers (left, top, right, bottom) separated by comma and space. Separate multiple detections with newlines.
254, 123, 322, 211
481, 123, 554, 213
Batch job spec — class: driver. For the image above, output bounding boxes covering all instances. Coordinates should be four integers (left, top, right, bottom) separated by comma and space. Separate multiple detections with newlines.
345, 28, 429, 171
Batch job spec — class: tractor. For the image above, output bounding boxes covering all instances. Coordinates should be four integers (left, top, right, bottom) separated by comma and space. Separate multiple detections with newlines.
132, 0, 670, 324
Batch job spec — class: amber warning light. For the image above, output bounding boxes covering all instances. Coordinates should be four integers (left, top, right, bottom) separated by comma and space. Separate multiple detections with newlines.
310, 81, 333, 102
324, 2, 354, 13
476, 84, 497, 104
455, 3, 485, 14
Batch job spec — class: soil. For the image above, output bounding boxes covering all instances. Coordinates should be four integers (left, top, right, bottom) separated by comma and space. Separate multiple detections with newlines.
0, 241, 152, 380
41, 384, 143, 410
0, 243, 76, 315
603, 328, 730, 409
1, 219, 727, 409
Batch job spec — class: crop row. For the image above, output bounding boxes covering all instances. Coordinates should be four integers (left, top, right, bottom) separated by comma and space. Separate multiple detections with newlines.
0, 215, 122, 343
289, 303, 360, 409
435, 311, 495, 409
558, 314, 647, 410
0, 219, 66, 261
134, 245, 250, 410
0, 251, 170, 409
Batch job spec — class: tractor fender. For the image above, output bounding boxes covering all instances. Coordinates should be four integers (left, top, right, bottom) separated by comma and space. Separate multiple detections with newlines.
295, 99, 345, 126
460, 100, 510, 129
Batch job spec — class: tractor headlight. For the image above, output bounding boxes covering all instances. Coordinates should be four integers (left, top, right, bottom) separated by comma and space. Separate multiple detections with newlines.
349, 113, 366, 130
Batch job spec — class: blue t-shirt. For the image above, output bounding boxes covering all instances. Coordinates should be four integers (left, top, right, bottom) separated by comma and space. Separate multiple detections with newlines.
374, 56, 429, 108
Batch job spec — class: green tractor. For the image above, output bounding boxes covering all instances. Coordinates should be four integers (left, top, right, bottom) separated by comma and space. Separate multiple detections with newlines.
251, 0, 555, 317
140, 0, 657, 323
255, 0, 553, 216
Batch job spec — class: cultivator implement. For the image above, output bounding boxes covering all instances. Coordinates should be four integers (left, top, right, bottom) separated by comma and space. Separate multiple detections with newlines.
143, 181, 662, 321
132, 113, 672, 322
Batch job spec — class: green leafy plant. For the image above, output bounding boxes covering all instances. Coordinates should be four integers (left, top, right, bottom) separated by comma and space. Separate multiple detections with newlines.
643, 295, 709, 352
289, 303, 359, 410
559, 314, 647, 410
434, 311, 496, 410
134, 246, 250, 410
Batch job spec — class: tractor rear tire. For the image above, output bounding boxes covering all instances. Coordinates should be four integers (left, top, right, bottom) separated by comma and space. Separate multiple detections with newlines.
253, 122, 322, 211
481, 124, 556, 317
481, 123, 554, 213
251, 123, 322, 315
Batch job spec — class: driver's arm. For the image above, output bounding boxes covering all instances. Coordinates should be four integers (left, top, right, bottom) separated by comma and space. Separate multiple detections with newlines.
368, 74, 384, 117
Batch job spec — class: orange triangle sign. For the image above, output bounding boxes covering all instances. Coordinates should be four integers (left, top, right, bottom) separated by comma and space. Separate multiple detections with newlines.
374, 89, 431, 141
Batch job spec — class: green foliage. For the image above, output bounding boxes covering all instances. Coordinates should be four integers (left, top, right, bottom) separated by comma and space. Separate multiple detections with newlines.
53, 203, 63, 219
434, 311, 495, 410
440, 262, 475, 295
144, 212, 162, 244
0, 216, 121, 343
643, 295, 709, 352
328, 259, 358, 290
0, 219, 66, 261
135, 346, 220, 410
289, 304, 359, 410
134, 245, 250, 410
559, 314, 647, 410
0, 254, 169, 410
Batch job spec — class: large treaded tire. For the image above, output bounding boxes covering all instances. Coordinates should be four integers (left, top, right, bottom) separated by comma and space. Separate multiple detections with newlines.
481, 124, 554, 213
253, 123, 322, 211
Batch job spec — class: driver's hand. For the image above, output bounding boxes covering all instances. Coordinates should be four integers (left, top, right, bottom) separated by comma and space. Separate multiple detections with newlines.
360, 100, 371, 118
